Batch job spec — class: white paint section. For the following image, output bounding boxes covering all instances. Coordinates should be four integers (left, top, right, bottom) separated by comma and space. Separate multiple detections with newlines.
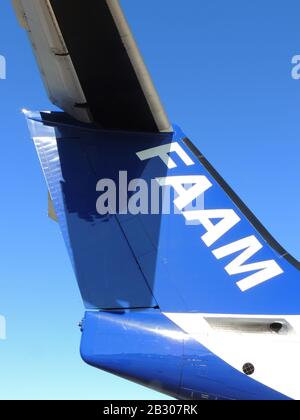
213, 236, 284, 291
157, 176, 212, 211
137, 143, 195, 169
165, 312, 300, 400
136, 142, 284, 292
183, 209, 241, 247
236, 260, 284, 292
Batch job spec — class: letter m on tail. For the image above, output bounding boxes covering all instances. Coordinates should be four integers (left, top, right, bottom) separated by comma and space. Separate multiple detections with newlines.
213, 235, 284, 292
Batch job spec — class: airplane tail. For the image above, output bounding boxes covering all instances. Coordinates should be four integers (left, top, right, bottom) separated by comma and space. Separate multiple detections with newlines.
25, 109, 300, 400
26, 110, 300, 315
18, 0, 300, 401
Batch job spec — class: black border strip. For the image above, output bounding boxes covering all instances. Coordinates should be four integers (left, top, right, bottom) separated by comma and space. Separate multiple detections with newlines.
183, 137, 300, 270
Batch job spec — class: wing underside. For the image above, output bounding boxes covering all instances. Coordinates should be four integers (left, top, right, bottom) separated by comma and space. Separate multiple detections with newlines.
13, 0, 171, 132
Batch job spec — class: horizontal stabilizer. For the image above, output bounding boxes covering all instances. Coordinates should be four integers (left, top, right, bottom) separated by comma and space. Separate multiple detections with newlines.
13, 0, 171, 132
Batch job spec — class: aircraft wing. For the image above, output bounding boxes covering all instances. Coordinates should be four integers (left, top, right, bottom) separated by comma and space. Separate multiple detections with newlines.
13, 0, 171, 132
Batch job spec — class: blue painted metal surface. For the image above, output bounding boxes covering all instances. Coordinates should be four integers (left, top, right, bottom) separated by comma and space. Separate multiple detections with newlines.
80, 310, 289, 400
26, 111, 300, 315
24, 110, 300, 400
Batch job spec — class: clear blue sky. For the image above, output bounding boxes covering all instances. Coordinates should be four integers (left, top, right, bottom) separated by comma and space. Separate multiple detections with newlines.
0, 0, 300, 400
